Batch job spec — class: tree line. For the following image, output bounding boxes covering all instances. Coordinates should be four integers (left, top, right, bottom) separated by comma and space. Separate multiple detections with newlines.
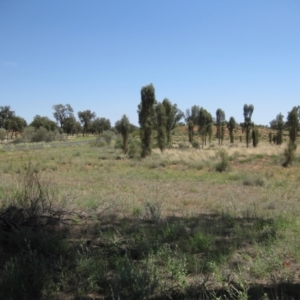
1, 83, 299, 164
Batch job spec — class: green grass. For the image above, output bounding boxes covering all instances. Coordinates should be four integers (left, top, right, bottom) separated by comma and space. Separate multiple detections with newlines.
0, 137, 300, 299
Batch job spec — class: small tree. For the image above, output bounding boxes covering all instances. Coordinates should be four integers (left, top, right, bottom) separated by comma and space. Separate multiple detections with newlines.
138, 84, 155, 158
243, 104, 254, 147
188, 120, 194, 143
268, 132, 273, 144
227, 117, 236, 144
156, 103, 167, 152
115, 115, 130, 154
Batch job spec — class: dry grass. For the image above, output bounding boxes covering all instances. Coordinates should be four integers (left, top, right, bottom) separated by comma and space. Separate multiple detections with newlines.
1, 136, 300, 299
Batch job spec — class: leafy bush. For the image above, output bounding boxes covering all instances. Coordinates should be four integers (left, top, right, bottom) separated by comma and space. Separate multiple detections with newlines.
90, 138, 106, 147
101, 130, 115, 145
128, 139, 141, 158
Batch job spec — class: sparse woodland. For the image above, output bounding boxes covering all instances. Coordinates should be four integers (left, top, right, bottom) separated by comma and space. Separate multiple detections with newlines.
1, 85, 300, 299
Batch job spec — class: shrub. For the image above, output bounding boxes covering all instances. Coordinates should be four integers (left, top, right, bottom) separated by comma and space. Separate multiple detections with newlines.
283, 141, 297, 167
102, 130, 115, 145
90, 138, 106, 147
128, 140, 141, 158
215, 149, 231, 172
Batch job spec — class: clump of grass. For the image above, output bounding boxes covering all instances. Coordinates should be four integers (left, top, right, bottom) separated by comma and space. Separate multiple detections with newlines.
143, 201, 162, 224
215, 149, 231, 172
243, 175, 266, 187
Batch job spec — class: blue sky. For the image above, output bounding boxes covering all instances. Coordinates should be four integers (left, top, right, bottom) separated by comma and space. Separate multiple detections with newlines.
1, 1, 300, 126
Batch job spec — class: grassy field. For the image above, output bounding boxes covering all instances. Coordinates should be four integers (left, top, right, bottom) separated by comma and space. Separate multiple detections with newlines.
1, 132, 300, 300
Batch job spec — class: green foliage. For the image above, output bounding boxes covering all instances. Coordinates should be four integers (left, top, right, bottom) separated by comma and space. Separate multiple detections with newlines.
52, 104, 74, 128
62, 115, 77, 135
138, 84, 156, 158
91, 117, 111, 136
198, 108, 213, 147
215, 149, 231, 172
115, 115, 130, 153
111, 257, 159, 300
29, 127, 64, 143
0, 105, 15, 128
286, 107, 299, 144
128, 139, 141, 158
243, 104, 254, 147
227, 116, 236, 143
162, 99, 183, 145
143, 201, 162, 224
216, 108, 225, 145
156, 103, 167, 152
252, 127, 259, 147
30, 115, 57, 132
101, 130, 115, 145
78, 110, 96, 136
90, 138, 106, 147
188, 120, 194, 143
4, 116, 27, 138
268, 131, 273, 144
283, 141, 297, 167
185, 105, 200, 125
0, 249, 49, 300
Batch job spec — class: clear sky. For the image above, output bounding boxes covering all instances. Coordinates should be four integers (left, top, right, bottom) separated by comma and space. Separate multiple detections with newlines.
1, 1, 300, 126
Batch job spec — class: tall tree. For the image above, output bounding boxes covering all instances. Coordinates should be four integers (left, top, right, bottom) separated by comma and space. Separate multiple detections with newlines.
78, 110, 96, 136
156, 103, 167, 152
227, 117, 236, 144
53, 104, 74, 128
216, 109, 225, 145
269, 113, 285, 145
115, 115, 130, 154
286, 107, 299, 144
162, 99, 174, 146
243, 104, 254, 147
185, 105, 200, 125
62, 116, 77, 135
0, 106, 15, 128
138, 84, 155, 158
198, 108, 212, 148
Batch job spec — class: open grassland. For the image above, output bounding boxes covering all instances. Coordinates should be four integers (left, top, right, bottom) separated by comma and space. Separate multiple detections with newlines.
1, 136, 300, 299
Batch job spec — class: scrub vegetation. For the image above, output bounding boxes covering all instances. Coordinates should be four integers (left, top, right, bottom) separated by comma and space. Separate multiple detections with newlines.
1, 131, 300, 300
